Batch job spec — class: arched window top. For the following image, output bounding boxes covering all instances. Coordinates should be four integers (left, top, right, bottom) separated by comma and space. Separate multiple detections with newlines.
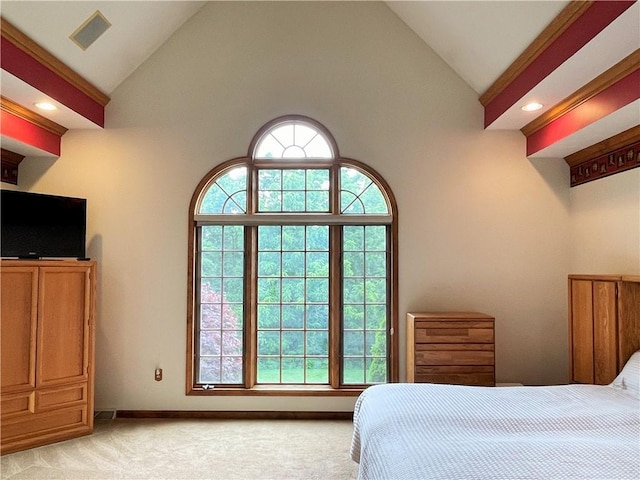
195, 116, 394, 217
188, 116, 399, 393
252, 117, 335, 160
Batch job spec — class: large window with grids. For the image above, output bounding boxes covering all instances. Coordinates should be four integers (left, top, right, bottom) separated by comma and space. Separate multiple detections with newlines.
187, 116, 398, 395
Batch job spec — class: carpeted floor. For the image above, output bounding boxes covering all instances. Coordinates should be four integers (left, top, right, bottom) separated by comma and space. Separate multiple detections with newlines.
1, 418, 359, 480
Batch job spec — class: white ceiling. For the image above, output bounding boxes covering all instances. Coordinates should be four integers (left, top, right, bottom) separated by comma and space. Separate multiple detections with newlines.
1, 0, 205, 95
0, 0, 205, 140
387, 1, 569, 95
388, 0, 640, 160
1, 0, 638, 161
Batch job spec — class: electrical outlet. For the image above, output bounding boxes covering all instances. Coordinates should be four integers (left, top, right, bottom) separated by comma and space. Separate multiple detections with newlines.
155, 368, 163, 381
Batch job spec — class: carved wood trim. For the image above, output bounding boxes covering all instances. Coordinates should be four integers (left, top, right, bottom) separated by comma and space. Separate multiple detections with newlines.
522, 50, 640, 137
1, 148, 25, 185
1, 148, 24, 165
479, 1, 592, 106
1, 96, 68, 136
568, 128, 640, 187
565, 125, 640, 167
1, 17, 110, 106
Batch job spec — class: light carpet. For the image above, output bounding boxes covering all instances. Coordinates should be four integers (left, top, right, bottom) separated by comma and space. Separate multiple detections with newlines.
1, 418, 359, 480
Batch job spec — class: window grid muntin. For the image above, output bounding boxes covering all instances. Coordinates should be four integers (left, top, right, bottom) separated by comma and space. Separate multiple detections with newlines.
197, 225, 245, 385
342, 225, 389, 385
191, 119, 396, 392
195, 192, 391, 387
256, 225, 330, 384
340, 166, 389, 215
197, 161, 392, 218
195, 211, 391, 387
256, 168, 330, 213
198, 166, 248, 215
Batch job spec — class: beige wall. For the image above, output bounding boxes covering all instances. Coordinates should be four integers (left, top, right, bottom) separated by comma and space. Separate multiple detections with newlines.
17, 2, 583, 411
569, 169, 640, 274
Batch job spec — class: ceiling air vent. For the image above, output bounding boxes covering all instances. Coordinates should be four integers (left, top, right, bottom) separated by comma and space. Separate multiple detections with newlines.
70, 10, 111, 50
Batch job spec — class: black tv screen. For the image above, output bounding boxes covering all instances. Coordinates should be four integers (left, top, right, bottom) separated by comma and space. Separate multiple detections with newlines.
1, 190, 87, 259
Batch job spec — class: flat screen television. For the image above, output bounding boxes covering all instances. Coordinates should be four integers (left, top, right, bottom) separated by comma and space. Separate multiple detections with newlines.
1, 190, 87, 259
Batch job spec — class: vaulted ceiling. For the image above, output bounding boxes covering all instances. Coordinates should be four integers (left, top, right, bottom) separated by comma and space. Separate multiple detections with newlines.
1, 1, 639, 186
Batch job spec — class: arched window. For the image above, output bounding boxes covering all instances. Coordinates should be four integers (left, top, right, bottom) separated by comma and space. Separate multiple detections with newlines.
187, 116, 398, 394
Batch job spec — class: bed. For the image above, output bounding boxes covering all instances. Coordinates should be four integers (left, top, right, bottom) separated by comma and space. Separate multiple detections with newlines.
351, 351, 640, 480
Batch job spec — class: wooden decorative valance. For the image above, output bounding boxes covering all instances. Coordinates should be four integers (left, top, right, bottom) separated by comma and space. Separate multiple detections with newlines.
1, 148, 25, 185
566, 126, 640, 187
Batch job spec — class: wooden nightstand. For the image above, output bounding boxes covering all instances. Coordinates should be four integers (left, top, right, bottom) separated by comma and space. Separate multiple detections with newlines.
406, 312, 495, 386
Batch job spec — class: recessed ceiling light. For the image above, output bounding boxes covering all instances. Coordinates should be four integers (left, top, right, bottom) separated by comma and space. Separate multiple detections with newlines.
35, 102, 57, 111
521, 102, 543, 112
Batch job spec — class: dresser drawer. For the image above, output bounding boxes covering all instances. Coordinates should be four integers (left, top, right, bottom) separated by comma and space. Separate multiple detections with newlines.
415, 365, 494, 385
415, 349, 494, 366
1, 391, 35, 419
415, 321, 494, 344
36, 383, 87, 412
415, 371, 495, 386
1, 405, 92, 455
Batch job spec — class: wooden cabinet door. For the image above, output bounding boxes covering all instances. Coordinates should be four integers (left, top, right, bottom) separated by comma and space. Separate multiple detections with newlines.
1, 267, 38, 393
618, 279, 640, 369
592, 281, 617, 384
570, 279, 594, 383
36, 267, 91, 387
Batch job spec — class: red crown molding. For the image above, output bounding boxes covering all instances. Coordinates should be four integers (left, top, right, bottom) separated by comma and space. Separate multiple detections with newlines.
1, 17, 109, 106
1, 96, 68, 136
481, 1, 635, 128
1, 17, 109, 127
479, 1, 592, 106
526, 68, 640, 156
0, 108, 62, 156
522, 50, 640, 137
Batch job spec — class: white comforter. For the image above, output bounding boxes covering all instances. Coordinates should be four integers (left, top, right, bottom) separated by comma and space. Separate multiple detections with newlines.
350, 383, 640, 480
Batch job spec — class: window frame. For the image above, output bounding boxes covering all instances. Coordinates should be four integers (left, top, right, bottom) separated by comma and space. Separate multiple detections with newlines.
186, 115, 398, 396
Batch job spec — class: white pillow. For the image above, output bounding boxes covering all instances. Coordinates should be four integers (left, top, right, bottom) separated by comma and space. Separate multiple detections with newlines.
611, 350, 640, 398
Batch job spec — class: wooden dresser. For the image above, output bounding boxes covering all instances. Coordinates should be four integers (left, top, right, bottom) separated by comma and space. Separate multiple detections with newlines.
1, 260, 96, 454
568, 274, 640, 385
407, 312, 495, 386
